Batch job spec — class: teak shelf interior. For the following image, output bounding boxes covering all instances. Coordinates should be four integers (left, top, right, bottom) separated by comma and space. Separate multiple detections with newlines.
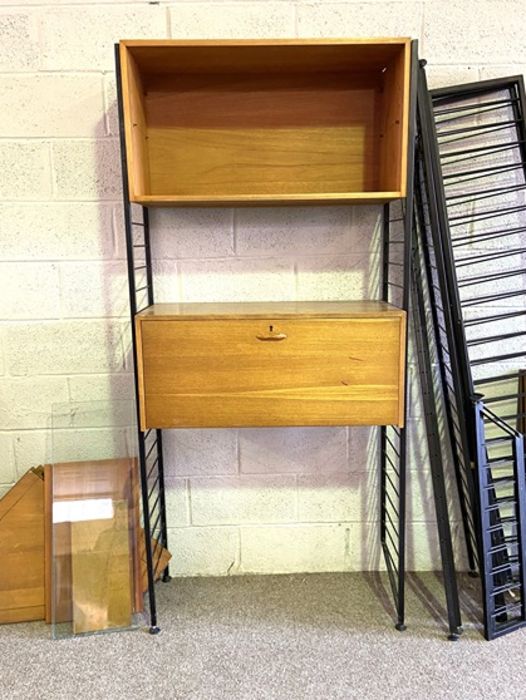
119, 39, 411, 206
135, 301, 407, 430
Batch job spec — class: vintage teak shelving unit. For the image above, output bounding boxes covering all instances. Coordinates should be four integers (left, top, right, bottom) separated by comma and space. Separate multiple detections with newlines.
115, 38, 419, 634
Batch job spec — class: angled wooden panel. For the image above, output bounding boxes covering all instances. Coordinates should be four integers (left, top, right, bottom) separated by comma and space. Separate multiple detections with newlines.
0, 469, 45, 624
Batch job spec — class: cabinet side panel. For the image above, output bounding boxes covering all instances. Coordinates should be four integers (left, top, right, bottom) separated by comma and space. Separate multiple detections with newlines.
135, 317, 147, 432
397, 315, 407, 427
378, 41, 410, 194
120, 44, 150, 199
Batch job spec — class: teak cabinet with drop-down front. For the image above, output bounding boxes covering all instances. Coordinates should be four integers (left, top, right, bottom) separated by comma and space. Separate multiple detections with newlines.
135, 301, 407, 430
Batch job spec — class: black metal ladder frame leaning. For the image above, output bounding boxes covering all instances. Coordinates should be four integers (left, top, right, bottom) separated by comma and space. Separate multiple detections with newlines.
415, 71, 526, 640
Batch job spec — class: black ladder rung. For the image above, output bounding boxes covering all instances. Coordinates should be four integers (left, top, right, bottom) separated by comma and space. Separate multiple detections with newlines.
382, 541, 399, 579
475, 371, 522, 385
459, 267, 525, 288
491, 601, 523, 620
492, 558, 520, 577
487, 539, 518, 557
147, 456, 160, 481
484, 393, 526, 405
384, 510, 400, 539
491, 581, 522, 598
383, 451, 400, 476
483, 474, 516, 490
465, 310, 526, 328
150, 511, 163, 543
496, 411, 526, 423
436, 118, 520, 138
384, 524, 400, 559
487, 517, 517, 534
149, 493, 160, 519
384, 471, 400, 498
433, 96, 519, 116
486, 454, 516, 466
485, 436, 515, 447
384, 434, 401, 458
448, 204, 526, 225
438, 139, 525, 161
456, 247, 526, 267
474, 351, 526, 366
383, 489, 400, 518
148, 476, 160, 502
145, 437, 159, 460
462, 288, 526, 305
485, 496, 518, 512
453, 224, 526, 246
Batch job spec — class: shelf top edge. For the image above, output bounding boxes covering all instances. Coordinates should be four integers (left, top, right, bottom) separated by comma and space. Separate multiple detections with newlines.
136, 301, 406, 321
120, 38, 412, 48
132, 193, 404, 207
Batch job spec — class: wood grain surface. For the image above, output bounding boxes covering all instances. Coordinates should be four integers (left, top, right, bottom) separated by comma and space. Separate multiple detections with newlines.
136, 300, 405, 320
71, 500, 133, 634
137, 309, 406, 429
119, 38, 410, 204
0, 469, 45, 624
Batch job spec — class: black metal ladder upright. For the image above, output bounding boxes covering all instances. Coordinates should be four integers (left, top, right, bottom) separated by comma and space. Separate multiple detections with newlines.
378, 40, 420, 633
408, 60, 484, 641
381, 52, 475, 640
115, 45, 171, 634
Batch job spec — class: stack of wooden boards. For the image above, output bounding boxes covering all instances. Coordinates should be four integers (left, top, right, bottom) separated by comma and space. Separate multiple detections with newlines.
0, 459, 170, 634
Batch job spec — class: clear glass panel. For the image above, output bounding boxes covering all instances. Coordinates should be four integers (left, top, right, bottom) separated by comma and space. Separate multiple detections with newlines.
50, 399, 145, 639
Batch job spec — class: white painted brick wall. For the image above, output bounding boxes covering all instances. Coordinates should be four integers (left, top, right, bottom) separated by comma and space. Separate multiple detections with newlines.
0, 74, 106, 138
0, 141, 51, 199
0, 0, 522, 576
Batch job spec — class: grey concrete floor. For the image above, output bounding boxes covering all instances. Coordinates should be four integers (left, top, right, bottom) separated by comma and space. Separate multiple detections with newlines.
1, 572, 525, 699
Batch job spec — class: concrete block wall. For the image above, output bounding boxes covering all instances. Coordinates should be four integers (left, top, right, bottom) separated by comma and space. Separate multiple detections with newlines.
1, 0, 524, 575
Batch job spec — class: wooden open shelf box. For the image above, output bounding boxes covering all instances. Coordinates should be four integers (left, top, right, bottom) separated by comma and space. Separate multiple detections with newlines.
119, 39, 411, 206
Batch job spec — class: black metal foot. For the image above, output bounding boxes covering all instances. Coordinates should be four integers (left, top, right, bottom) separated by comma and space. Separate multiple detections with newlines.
162, 573, 172, 583
447, 624, 463, 641
149, 626, 161, 635
395, 622, 407, 632
468, 570, 479, 578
